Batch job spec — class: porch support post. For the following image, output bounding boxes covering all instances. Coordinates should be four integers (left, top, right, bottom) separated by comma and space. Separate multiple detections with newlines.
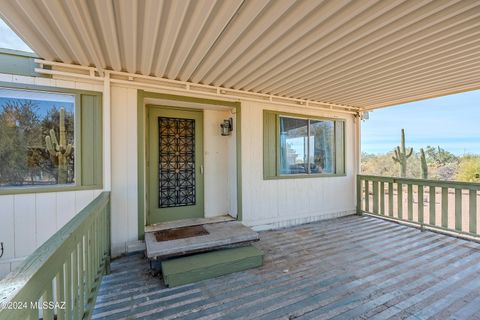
355, 113, 362, 214
103, 71, 112, 191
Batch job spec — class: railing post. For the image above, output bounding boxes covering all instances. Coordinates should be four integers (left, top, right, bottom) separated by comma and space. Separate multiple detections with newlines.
105, 200, 111, 275
469, 189, 477, 235
356, 176, 363, 215
388, 182, 394, 217
441, 187, 448, 228
55, 268, 66, 320
418, 185, 424, 226
429, 186, 436, 225
373, 180, 379, 214
365, 180, 370, 213
397, 182, 403, 220
407, 184, 413, 221
380, 181, 385, 215
455, 188, 462, 232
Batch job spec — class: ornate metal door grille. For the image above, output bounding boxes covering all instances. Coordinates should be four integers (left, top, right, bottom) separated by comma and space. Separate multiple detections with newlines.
158, 117, 196, 208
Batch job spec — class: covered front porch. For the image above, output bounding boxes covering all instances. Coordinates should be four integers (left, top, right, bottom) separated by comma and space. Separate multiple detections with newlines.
93, 215, 480, 320
0, 0, 480, 319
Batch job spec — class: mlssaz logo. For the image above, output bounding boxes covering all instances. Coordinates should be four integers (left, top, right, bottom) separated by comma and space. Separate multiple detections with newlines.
30, 301, 66, 310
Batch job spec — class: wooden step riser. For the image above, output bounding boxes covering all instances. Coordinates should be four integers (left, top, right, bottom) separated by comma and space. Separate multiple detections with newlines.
161, 245, 264, 287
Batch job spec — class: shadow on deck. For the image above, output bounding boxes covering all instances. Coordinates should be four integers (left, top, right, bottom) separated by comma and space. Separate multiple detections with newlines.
92, 215, 480, 320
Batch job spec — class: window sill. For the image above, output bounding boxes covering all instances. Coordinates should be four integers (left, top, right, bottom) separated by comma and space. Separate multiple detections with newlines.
0, 184, 103, 196
263, 173, 347, 180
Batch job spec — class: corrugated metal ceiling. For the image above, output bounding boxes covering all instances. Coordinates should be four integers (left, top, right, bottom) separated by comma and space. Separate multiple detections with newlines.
0, 0, 479, 110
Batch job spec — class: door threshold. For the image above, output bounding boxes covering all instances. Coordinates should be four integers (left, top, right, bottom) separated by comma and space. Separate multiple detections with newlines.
145, 215, 235, 233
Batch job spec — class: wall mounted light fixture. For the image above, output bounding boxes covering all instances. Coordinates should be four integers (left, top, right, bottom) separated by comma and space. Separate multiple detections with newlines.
360, 111, 370, 121
220, 118, 233, 136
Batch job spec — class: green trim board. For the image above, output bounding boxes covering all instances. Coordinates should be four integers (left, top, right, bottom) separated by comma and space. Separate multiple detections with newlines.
147, 106, 205, 223
137, 90, 146, 240
0, 83, 103, 195
0, 81, 100, 95
161, 245, 264, 287
0, 48, 38, 58
358, 174, 480, 189
0, 185, 102, 196
137, 91, 242, 240
0, 49, 44, 77
80, 94, 103, 187
236, 103, 242, 221
263, 109, 347, 180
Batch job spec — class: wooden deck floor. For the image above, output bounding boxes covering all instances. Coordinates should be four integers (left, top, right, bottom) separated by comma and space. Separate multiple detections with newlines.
92, 215, 480, 320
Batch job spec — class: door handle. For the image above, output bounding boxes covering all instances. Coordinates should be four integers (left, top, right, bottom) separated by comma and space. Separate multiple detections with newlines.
200, 165, 204, 174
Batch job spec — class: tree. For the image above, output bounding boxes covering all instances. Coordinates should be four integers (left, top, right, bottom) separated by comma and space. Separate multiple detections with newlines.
362, 151, 421, 178
0, 100, 40, 185
423, 146, 458, 181
424, 146, 458, 167
0, 100, 75, 186
456, 155, 480, 182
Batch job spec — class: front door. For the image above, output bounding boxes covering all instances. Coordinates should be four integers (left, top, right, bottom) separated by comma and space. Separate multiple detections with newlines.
148, 106, 204, 224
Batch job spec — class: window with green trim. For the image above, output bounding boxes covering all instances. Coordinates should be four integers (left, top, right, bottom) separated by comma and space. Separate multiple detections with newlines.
0, 87, 102, 191
263, 110, 345, 179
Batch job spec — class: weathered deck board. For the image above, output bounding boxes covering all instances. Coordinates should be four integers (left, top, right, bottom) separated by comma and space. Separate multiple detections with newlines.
93, 216, 480, 319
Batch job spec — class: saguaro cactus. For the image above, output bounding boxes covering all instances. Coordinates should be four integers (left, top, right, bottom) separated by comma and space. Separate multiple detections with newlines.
392, 129, 413, 178
45, 107, 72, 184
420, 148, 428, 179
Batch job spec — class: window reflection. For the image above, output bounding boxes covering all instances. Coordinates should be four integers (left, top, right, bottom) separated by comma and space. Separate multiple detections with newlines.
0, 88, 75, 187
279, 117, 308, 174
279, 116, 337, 175
310, 120, 334, 174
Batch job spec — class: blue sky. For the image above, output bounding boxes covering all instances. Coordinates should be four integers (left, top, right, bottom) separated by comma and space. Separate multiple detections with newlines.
0, 18, 33, 52
362, 90, 480, 156
0, 88, 75, 117
0, 98, 74, 118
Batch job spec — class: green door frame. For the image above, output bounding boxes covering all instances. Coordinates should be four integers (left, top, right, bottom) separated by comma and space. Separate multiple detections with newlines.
137, 91, 242, 240
147, 106, 205, 223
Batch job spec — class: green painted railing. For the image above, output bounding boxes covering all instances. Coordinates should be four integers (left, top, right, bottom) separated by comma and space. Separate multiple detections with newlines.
357, 175, 480, 237
0, 192, 111, 320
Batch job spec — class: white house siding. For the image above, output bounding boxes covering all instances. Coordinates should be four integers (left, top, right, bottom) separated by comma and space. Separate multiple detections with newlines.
204, 109, 236, 218
0, 189, 102, 279
0, 73, 105, 279
240, 101, 357, 230
110, 85, 139, 257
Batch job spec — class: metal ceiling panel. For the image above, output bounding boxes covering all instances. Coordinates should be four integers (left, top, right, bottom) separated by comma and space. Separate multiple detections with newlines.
0, 0, 479, 110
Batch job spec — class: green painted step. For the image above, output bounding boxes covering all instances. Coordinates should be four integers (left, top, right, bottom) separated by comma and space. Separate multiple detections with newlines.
161, 245, 264, 287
